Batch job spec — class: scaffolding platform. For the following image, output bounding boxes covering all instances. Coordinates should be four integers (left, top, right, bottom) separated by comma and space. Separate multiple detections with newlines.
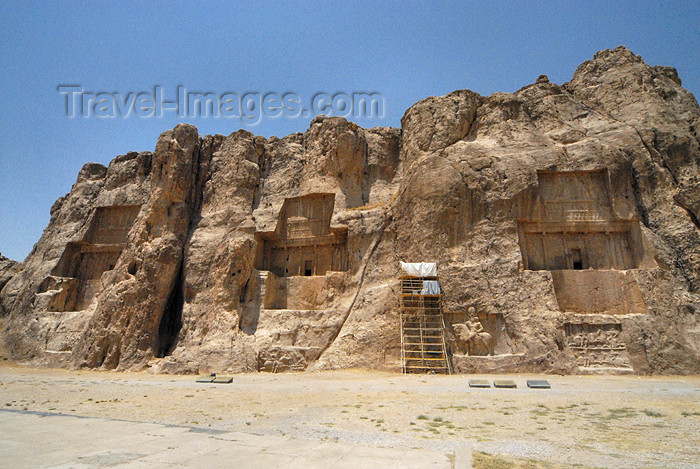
399, 275, 451, 375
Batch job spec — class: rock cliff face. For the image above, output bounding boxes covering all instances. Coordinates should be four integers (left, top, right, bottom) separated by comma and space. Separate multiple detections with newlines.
0, 254, 21, 307
1, 46, 699, 374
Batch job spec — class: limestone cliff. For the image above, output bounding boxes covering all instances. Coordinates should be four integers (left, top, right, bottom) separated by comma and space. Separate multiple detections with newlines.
0, 254, 21, 310
1, 46, 698, 374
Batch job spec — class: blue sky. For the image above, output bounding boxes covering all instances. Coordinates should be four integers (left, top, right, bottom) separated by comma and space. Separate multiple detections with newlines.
1, 1, 698, 261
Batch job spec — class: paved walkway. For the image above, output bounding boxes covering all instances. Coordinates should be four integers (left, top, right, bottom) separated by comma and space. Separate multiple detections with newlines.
0, 409, 470, 468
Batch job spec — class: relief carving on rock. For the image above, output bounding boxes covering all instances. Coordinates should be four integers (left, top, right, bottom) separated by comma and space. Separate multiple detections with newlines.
565, 322, 632, 370
452, 307, 493, 356
257, 346, 308, 373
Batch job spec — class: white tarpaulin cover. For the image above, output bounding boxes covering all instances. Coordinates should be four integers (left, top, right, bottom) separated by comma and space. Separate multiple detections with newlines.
421, 280, 441, 295
400, 262, 437, 277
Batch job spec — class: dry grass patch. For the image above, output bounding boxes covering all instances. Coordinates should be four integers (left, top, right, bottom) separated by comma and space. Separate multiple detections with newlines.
473, 451, 594, 468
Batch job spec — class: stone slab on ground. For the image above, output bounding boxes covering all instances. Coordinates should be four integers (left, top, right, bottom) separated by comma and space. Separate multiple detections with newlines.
527, 379, 551, 389
0, 409, 462, 468
195, 374, 216, 383
211, 376, 233, 384
493, 379, 517, 388
468, 379, 491, 388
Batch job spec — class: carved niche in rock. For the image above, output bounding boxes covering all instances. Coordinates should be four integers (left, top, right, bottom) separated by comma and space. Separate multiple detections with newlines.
255, 193, 348, 277
44, 205, 141, 311
253, 194, 348, 311
518, 170, 648, 271
518, 170, 652, 315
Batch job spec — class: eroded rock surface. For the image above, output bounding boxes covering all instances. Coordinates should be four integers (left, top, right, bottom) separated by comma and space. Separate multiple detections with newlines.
1, 46, 699, 374
0, 254, 22, 314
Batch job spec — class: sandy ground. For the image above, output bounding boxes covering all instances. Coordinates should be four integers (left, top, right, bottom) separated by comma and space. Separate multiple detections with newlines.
1, 362, 699, 468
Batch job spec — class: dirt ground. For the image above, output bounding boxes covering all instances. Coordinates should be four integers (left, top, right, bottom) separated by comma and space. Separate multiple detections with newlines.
1, 362, 698, 468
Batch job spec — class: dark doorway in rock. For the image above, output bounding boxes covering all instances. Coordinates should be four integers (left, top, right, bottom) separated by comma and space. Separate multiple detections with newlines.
572, 248, 584, 270
304, 260, 313, 277
156, 263, 184, 358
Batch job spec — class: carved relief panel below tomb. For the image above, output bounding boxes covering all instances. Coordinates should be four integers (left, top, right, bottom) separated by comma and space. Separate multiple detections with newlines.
565, 321, 633, 371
